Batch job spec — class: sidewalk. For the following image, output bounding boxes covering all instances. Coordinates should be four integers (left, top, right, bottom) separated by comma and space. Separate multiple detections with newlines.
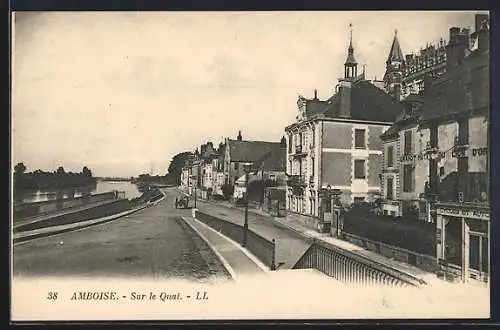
192, 199, 312, 270
194, 197, 436, 283
180, 216, 266, 280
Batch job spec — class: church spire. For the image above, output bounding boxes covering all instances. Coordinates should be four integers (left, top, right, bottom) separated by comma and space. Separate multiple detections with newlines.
386, 29, 404, 64
344, 23, 358, 79
383, 29, 404, 101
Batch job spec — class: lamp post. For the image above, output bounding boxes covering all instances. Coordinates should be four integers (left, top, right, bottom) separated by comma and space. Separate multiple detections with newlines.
242, 162, 252, 247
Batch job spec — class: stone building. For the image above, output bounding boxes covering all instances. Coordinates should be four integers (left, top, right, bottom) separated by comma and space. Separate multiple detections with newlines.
379, 15, 490, 228
223, 131, 283, 187
285, 26, 404, 222
383, 13, 489, 101
380, 14, 489, 283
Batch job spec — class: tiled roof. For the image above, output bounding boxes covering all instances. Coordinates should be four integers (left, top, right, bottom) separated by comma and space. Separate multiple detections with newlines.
420, 48, 489, 123
320, 80, 404, 122
227, 139, 282, 163
252, 147, 286, 172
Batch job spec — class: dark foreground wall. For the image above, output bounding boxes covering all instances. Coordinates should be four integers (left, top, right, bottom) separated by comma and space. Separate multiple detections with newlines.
14, 192, 117, 220
14, 199, 132, 233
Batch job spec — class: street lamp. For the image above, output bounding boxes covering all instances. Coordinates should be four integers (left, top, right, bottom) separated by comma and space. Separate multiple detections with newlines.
242, 162, 253, 247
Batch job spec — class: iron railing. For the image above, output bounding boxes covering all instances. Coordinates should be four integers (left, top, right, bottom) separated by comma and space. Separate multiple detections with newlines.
196, 211, 276, 270
293, 239, 427, 287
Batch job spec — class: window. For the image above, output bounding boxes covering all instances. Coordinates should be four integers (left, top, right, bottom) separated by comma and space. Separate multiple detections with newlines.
355, 129, 366, 149
390, 211, 396, 217
311, 157, 315, 177
386, 177, 394, 200
234, 162, 239, 170
383, 210, 388, 215
387, 146, 394, 167
458, 117, 469, 145
234, 176, 238, 184
430, 126, 438, 148
354, 160, 366, 179
288, 136, 292, 153
311, 128, 315, 147
403, 165, 413, 192
439, 166, 445, 176
404, 131, 412, 154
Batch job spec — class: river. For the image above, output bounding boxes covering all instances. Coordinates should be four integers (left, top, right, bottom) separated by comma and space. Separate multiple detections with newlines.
15, 181, 143, 204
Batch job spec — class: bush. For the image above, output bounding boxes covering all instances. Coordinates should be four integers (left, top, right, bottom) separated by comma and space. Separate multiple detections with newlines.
222, 183, 234, 200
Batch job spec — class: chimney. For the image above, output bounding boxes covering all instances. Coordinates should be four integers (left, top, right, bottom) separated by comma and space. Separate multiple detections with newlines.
237, 130, 242, 141
338, 81, 352, 117
477, 15, 490, 52
446, 27, 469, 70
313, 89, 318, 100
280, 136, 287, 147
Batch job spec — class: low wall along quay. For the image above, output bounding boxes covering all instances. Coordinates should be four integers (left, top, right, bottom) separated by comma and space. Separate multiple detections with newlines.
195, 211, 276, 270
13, 199, 133, 233
13, 191, 118, 220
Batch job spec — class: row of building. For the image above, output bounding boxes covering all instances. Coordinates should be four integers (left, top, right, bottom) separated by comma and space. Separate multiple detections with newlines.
180, 13, 490, 282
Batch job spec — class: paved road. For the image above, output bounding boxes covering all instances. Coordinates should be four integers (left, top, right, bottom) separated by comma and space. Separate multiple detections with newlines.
194, 200, 311, 269
13, 188, 231, 282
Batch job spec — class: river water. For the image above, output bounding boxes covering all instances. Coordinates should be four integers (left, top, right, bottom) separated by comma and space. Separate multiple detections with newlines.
15, 181, 143, 204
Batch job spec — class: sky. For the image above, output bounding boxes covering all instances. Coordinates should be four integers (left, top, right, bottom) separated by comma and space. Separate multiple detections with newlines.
11, 11, 484, 177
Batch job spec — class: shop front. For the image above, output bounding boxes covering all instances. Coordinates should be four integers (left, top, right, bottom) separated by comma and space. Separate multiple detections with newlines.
436, 202, 490, 283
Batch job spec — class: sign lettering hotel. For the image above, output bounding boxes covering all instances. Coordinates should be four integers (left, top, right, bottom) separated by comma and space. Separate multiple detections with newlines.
437, 206, 490, 221
399, 147, 488, 162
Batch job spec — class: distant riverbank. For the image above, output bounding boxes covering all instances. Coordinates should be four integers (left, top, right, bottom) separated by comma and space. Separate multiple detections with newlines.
14, 181, 142, 204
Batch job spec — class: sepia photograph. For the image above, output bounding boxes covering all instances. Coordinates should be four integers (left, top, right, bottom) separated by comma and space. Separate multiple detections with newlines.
11, 10, 491, 321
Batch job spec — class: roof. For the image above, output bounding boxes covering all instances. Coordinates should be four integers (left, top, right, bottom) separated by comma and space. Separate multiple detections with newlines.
322, 80, 404, 122
345, 46, 357, 65
419, 47, 489, 124
387, 32, 404, 63
227, 139, 283, 163
252, 147, 286, 172
380, 93, 424, 140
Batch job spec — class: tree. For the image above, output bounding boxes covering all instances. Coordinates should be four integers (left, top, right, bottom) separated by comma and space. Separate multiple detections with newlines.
82, 166, 93, 177
56, 166, 66, 175
166, 151, 193, 185
14, 162, 26, 176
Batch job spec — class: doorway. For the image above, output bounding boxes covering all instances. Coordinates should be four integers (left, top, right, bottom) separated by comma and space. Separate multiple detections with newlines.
469, 231, 489, 282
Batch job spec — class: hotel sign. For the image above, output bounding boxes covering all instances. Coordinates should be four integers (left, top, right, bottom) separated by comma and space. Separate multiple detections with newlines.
437, 206, 490, 221
400, 146, 488, 162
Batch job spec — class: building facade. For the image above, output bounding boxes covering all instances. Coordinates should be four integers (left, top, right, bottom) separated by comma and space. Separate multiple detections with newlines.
383, 13, 489, 101
379, 15, 490, 228
285, 27, 404, 220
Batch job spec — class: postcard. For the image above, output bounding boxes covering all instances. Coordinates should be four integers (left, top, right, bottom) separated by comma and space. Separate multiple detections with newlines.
11, 10, 491, 321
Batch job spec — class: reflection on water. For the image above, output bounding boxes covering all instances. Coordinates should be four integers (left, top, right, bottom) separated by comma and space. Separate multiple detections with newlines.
15, 181, 142, 204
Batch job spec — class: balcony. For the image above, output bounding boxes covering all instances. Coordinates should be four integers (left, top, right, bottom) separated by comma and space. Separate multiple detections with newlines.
287, 175, 307, 187
290, 144, 307, 158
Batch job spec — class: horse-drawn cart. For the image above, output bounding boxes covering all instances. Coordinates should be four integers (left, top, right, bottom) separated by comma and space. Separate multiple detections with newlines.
175, 196, 190, 209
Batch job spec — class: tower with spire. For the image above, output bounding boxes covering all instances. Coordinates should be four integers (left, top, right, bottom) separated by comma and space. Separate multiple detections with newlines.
383, 29, 405, 101
344, 23, 358, 79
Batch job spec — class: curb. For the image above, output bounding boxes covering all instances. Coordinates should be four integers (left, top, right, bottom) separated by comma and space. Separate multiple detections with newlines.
191, 216, 271, 274
179, 216, 237, 282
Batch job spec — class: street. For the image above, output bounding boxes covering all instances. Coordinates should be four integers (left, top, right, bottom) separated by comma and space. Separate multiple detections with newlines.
13, 188, 231, 282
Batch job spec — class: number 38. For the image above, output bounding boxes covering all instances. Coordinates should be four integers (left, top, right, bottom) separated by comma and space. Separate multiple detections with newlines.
47, 292, 58, 300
